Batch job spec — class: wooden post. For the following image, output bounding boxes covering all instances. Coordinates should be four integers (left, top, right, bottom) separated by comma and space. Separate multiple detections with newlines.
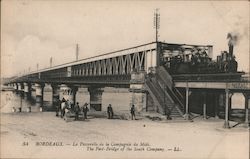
203, 92, 207, 119
243, 93, 249, 128
214, 93, 219, 119
184, 86, 190, 120
224, 89, 230, 128
228, 93, 233, 120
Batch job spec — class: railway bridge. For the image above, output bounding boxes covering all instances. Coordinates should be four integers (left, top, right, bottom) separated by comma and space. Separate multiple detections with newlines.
5, 41, 250, 128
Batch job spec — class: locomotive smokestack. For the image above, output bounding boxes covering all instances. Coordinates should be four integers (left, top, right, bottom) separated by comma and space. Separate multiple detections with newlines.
227, 33, 238, 57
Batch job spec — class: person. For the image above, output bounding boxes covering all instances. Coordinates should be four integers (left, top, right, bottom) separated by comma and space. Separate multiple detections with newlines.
61, 99, 66, 118
12, 107, 16, 112
71, 102, 75, 111
107, 104, 114, 119
74, 102, 80, 121
55, 99, 60, 117
82, 103, 89, 120
130, 104, 136, 120
61, 97, 66, 103
59, 98, 66, 117
64, 106, 70, 121
66, 100, 71, 109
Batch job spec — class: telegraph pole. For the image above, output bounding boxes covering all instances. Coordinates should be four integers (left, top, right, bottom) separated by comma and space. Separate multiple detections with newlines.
50, 57, 53, 67
76, 44, 79, 61
154, 9, 160, 42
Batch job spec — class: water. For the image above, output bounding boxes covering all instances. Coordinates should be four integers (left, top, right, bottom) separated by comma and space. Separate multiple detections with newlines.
1, 87, 131, 113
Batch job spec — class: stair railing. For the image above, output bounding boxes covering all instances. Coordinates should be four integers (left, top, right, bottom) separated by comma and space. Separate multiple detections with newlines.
155, 67, 185, 111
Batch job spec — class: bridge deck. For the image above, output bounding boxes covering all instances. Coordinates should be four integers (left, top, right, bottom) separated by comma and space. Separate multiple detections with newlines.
174, 80, 250, 91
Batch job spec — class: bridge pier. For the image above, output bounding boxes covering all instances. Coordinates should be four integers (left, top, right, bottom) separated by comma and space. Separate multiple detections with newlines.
14, 83, 18, 91
23, 82, 31, 100
51, 84, 60, 107
224, 89, 233, 128
214, 94, 220, 119
17, 83, 24, 97
243, 92, 250, 128
35, 83, 45, 108
229, 93, 233, 120
88, 87, 104, 111
184, 87, 191, 120
129, 71, 147, 112
60, 84, 78, 105
203, 92, 207, 119
130, 89, 147, 112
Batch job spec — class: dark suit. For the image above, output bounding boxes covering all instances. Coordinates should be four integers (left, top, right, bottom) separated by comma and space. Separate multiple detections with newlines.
107, 106, 113, 119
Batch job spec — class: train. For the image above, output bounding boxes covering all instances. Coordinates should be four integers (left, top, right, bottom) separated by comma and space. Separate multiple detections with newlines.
162, 45, 238, 75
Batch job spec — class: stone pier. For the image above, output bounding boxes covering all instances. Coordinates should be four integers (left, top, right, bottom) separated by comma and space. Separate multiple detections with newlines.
35, 83, 45, 107
14, 83, 18, 90
17, 83, 24, 97
88, 87, 104, 111
51, 84, 60, 107
23, 82, 31, 100
129, 71, 147, 112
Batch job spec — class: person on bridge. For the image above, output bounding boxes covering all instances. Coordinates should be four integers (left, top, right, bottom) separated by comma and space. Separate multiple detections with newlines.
82, 103, 89, 120
130, 105, 136, 120
74, 102, 80, 121
107, 104, 114, 119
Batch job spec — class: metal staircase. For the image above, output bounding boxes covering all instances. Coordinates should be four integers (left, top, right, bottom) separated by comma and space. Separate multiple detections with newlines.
145, 66, 185, 118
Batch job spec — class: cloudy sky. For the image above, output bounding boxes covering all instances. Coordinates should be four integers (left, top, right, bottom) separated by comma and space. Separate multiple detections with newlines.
1, 0, 249, 77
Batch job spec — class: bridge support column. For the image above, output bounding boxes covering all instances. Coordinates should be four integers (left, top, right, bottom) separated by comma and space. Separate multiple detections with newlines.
129, 90, 147, 112
14, 83, 18, 91
184, 87, 191, 120
243, 92, 250, 128
88, 87, 104, 111
224, 89, 233, 129
51, 84, 60, 107
203, 92, 207, 119
228, 93, 233, 120
35, 83, 45, 108
214, 94, 220, 119
129, 71, 147, 112
23, 82, 31, 100
60, 84, 78, 105
17, 83, 24, 97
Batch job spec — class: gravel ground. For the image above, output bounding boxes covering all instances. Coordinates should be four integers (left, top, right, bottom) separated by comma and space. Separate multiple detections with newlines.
0, 111, 249, 159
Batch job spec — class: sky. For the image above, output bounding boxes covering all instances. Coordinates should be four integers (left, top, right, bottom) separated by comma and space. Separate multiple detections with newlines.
1, 0, 249, 77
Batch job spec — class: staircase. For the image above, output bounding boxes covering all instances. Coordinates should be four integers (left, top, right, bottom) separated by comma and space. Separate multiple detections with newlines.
145, 66, 185, 118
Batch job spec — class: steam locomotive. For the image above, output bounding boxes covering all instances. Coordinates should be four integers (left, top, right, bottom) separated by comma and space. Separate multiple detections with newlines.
162, 45, 238, 75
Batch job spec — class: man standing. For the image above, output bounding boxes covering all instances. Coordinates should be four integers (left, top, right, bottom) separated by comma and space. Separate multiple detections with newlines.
74, 102, 80, 121
55, 99, 60, 117
61, 99, 66, 118
130, 104, 136, 120
107, 104, 114, 119
82, 103, 89, 120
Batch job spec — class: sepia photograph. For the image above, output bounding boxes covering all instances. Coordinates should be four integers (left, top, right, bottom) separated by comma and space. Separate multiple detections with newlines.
1, 0, 249, 159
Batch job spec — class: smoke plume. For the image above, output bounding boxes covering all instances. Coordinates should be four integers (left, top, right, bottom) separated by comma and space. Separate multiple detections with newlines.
227, 32, 239, 46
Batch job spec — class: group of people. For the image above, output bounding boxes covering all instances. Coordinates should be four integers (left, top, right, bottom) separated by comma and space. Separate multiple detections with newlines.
56, 98, 89, 121
106, 104, 136, 120
56, 98, 137, 121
